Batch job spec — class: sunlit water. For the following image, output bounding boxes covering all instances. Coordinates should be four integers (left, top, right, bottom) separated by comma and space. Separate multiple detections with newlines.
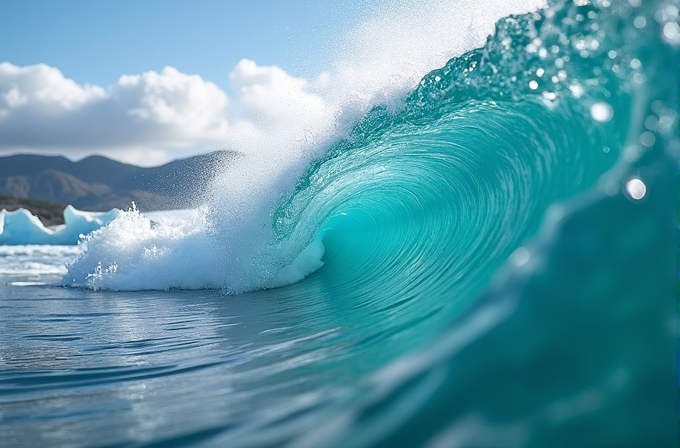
1, 256, 462, 446
1, 0, 677, 446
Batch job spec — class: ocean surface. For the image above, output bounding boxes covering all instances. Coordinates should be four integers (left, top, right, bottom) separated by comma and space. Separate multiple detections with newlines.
1, 0, 678, 446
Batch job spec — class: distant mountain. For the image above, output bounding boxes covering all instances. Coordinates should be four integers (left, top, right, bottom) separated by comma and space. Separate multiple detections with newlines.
0, 151, 239, 211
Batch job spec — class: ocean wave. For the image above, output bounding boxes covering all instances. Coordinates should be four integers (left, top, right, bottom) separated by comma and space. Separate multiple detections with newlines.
14, 0, 680, 445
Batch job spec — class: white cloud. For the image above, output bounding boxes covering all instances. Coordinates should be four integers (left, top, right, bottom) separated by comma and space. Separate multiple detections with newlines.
0, 62, 107, 111
0, 62, 233, 165
117, 67, 229, 131
0, 0, 546, 166
0, 60, 337, 165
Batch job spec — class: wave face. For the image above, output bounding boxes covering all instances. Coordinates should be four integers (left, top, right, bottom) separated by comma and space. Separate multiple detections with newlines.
285, 0, 676, 446
57, 0, 677, 445
272, 92, 619, 309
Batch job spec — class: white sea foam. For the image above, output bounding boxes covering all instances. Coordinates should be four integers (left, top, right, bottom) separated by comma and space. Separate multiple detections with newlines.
63, 208, 225, 290
0, 244, 81, 283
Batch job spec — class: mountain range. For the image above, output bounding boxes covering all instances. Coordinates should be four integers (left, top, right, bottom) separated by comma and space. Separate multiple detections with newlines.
0, 151, 238, 213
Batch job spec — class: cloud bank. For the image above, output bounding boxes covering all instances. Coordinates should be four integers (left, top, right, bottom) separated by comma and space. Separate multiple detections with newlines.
0, 60, 335, 166
0, 0, 545, 166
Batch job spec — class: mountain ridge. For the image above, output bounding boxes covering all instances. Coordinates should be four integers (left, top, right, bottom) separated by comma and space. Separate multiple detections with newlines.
0, 151, 238, 212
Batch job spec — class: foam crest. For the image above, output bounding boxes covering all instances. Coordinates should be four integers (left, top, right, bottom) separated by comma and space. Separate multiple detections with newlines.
63, 208, 224, 290
330, 0, 547, 110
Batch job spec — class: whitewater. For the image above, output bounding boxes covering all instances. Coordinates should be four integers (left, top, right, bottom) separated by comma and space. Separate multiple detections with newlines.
1, 0, 677, 447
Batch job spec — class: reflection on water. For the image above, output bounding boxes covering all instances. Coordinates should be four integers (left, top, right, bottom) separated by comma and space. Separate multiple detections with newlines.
0, 270, 458, 447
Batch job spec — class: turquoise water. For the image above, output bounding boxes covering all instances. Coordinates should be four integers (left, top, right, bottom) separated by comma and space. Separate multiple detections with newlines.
1, 0, 678, 446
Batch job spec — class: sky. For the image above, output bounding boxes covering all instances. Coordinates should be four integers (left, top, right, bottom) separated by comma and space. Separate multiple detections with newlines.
0, 0, 544, 166
0, 0, 366, 90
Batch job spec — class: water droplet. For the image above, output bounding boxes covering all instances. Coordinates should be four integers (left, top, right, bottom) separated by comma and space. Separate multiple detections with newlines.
625, 178, 646, 200
512, 247, 530, 266
663, 21, 680, 43
658, 114, 676, 135
590, 102, 613, 122
630, 58, 642, 69
529, 80, 539, 90
536, 68, 545, 77
633, 16, 647, 28
608, 50, 617, 59
639, 131, 656, 147
570, 83, 584, 97
644, 115, 658, 131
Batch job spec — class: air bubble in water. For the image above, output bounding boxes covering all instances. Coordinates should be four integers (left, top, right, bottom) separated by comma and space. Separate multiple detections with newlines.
512, 247, 530, 266
625, 178, 646, 200
590, 102, 613, 122
663, 21, 680, 43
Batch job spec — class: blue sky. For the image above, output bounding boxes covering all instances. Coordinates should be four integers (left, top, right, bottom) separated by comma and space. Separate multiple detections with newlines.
0, 0, 365, 91
0, 0, 544, 166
